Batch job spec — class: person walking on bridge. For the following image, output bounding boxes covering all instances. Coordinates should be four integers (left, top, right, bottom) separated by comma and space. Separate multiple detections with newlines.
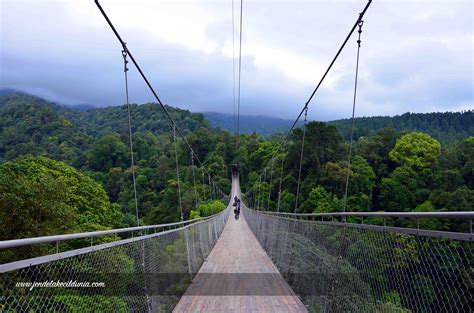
233, 196, 241, 219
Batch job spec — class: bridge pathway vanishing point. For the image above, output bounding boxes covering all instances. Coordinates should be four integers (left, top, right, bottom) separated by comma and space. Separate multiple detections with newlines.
173, 176, 307, 313
2, 172, 471, 312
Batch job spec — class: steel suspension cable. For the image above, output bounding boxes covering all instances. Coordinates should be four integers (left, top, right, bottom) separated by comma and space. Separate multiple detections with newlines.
173, 126, 183, 221
208, 174, 212, 201
236, 0, 243, 140
247, 0, 372, 195
343, 19, 364, 213
232, 0, 236, 135
214, 182, 217, 200
262, 169, 268, 210
294, 107, 308, 213
212, 179, 216, 201
261, 172, 266, 210
214, 181, 218, 200
200, 167, 206, 202
256, 175, 262, 210
95, 0, 228, 197
335, 19, 366, 296
191, 152, 199, 208
267, 158, 275, 210
122, 48, 140, 227
277, 152, 285, 212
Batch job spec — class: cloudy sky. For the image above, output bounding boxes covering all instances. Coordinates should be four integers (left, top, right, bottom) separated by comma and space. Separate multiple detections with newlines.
0, 0, 472, 120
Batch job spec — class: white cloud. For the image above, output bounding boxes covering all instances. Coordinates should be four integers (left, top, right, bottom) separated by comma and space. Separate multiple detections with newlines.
1, 0, 472, 119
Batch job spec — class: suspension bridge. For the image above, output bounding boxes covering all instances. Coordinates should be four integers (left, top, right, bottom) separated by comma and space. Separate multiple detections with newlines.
0, 171, 472, 312
0, 0, 473, 312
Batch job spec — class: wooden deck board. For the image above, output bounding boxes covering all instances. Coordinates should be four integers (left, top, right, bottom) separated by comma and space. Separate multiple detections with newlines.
173, 178, 307, 313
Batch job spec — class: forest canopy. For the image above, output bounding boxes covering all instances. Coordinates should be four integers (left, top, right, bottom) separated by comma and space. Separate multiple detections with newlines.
0, 92, 472, 241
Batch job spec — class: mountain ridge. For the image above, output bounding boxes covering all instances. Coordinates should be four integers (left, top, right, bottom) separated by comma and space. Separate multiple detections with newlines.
1, 90, 472, 143
204, 110, 473, 142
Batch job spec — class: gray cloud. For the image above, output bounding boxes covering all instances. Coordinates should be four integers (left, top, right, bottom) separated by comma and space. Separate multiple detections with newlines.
0, 0, 472, 121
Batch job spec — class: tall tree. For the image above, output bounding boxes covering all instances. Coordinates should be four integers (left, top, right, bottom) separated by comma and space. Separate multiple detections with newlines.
389, 132, 441, 169
0, 156, 122, 240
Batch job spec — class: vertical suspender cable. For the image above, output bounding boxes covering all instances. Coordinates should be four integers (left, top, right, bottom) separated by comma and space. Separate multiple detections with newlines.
277, 153, 285, 212
267, 158, 274, 210
208, 175, 212, 201
191, 152, 199, 208
213, 181, 217, 200
256, 176, 262, 210
211, 181, 215, 200
95, 0, 229, 199
332, 19, 366, 303
123, 46, 149, 311
294, 107, 308, 213
343, 18, 364, 213
173, 126, 183, 221
241, 0, 372, 191
200, 167, 207, 216
261, 169, 268, 210
232, 0, 236, 135
236, 0, 243, 141
122, 47, 140, 227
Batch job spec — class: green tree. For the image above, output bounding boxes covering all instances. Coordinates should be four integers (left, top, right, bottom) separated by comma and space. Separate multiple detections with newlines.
0, 156, 122, 240
0, 156, 122, 262
319, 161, 348, 197
389, 132, 441, 169
408, 201, 446, 230
358, 128, 401, 178
308, 186, 341, 213
288, 122, 345, 175
278, 190, 295, 213
379, 176, 416, 211
86, 133, 129, 172
350, 156, 376, 196
190, 200, 226, 218
444, 186, 473, 212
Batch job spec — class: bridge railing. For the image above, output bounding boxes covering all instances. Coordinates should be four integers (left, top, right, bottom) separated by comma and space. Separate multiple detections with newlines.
244, 207, 473, 312
258, 211, 473, 241
0, 215, 219, 252
0, 206, 231, 312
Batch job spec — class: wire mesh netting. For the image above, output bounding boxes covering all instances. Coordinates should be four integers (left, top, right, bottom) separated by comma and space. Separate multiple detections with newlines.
244, 208, 473, 312
0, 209, 229, 312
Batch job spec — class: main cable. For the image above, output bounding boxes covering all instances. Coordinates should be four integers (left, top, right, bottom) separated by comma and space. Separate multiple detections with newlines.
249, 0, 372, 197
95, 0, 228, 196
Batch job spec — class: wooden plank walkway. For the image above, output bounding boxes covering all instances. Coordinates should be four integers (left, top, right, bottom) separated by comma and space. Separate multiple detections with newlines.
173, 178, 307, 313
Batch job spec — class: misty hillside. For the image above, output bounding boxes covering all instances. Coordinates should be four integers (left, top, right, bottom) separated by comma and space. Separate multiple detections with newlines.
2, 90, 471, 143
0, 92, 210, 162
205, 111, 473, 142
203, 112, 303, 136
329, 111, 474, 143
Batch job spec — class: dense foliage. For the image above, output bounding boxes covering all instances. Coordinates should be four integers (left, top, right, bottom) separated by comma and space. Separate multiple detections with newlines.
0, 91, 472, 312
245, 122, 473, 231
0, 93, 227, 239
1, 92, 472, 239
204, 110, 473, 142
329, 111, 473, 143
